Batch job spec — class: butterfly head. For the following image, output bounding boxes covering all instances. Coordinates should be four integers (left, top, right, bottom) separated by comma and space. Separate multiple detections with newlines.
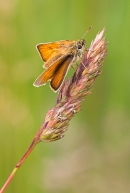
76, 39, 86, 58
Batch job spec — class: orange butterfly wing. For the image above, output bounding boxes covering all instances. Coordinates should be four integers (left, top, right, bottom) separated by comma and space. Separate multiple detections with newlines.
33, 54, 74, 90
37, 40, 73, 62
50, 55, 74, 91
33, 55, 67, 87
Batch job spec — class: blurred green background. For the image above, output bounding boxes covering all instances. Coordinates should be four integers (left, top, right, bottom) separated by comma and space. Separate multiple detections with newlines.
0, 0, 130, 193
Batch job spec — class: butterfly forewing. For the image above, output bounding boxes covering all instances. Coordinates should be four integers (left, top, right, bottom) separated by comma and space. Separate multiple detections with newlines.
50, 55, 74, 91
33, 55, 70, 87
43, 53, 63, 68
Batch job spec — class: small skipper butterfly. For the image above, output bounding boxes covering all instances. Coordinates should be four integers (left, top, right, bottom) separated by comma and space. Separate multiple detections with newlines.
33, 27, 91, 91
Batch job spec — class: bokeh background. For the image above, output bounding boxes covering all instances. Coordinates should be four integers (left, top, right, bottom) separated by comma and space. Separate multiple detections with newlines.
0, 0, 130, 193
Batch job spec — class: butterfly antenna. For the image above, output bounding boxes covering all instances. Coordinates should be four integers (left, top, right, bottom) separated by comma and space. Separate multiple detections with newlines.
82, 26, 92, 39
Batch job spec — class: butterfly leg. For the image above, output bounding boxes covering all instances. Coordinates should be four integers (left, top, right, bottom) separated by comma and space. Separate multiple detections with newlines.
70, 64, 76, 70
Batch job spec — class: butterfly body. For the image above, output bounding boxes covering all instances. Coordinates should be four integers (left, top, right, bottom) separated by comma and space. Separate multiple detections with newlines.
33, 39, 86, 91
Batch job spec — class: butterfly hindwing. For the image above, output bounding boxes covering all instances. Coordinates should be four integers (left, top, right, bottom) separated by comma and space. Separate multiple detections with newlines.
37, 40, 73, 63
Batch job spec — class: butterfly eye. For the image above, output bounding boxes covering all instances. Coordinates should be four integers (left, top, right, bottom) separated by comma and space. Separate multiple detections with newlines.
78, 44, 82, 49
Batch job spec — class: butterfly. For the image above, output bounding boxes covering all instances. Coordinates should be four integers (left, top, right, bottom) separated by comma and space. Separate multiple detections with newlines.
33, 28, 92, 91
